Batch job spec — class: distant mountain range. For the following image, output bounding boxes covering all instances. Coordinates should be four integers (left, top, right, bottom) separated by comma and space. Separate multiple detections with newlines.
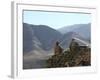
23, 23, 91, 53
58, 23, 91, 40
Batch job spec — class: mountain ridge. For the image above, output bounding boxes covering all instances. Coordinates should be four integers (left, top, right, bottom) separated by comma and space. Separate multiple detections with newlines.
58, 23, 91, 40
23, 23, 90, 53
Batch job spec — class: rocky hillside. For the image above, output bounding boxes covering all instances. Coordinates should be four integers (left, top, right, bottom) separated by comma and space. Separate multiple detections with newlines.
46, 43, 91, 68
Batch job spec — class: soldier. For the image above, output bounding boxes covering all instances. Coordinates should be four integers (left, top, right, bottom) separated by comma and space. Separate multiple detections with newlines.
54, 41, 63, 55
69, 38, 79, 53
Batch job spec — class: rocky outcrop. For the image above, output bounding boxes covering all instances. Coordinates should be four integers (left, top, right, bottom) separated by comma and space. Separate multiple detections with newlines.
46, 41, 91, 68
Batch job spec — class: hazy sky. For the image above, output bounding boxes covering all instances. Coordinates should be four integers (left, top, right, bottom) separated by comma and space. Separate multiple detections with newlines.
23, 10, 91, 29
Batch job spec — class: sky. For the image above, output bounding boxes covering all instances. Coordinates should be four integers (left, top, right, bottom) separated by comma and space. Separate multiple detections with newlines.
23, 10, 91, 29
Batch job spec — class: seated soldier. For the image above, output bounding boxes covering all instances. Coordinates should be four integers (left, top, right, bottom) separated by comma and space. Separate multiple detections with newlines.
54, 41, 63, 55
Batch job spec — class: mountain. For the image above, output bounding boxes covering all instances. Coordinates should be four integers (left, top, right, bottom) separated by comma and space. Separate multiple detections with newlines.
23, 23, 91, 53
31, 24, 62, 50
23, 23, 62, 53
59, 32, 89, 49
58, 23, 91, 40
23, 23, 44, 54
